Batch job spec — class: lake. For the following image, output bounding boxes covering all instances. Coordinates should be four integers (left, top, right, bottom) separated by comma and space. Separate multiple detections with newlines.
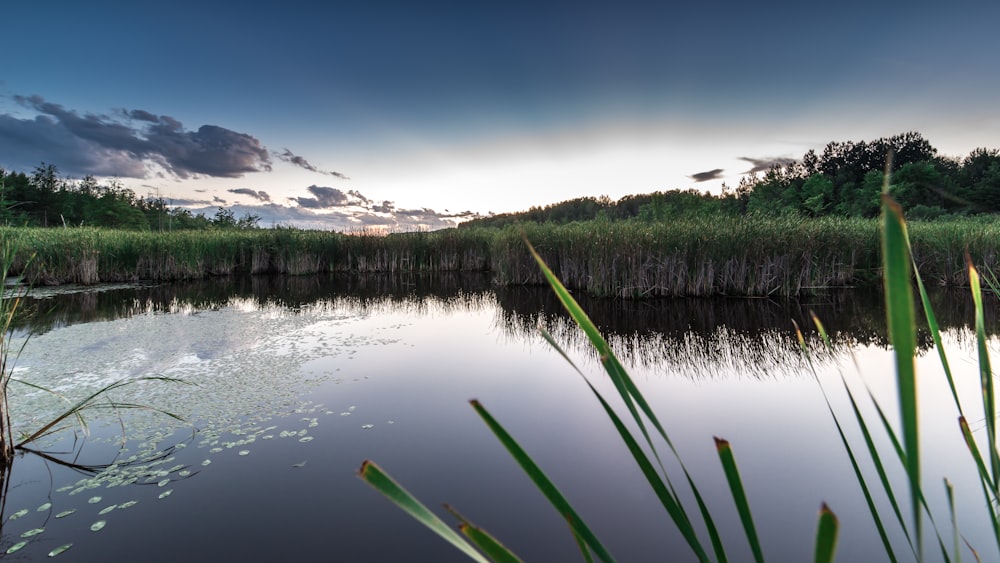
1, 273, 996, 561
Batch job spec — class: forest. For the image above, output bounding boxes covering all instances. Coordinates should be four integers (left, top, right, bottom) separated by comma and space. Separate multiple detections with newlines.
0, 163, 260, 230
462, 132, 1000, 228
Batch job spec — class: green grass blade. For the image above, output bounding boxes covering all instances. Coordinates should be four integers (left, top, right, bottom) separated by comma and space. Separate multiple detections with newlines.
538, 327, 717, 561
529, 239, 721, 553
471, 400, 616, 563
526, 239, 668, 452
813, 503, 839, 563
911, 258, 964, 417
967, 258, 1000, 492
714, 437, 765, 563
443, 504, 524, 563
796, 319, 903, 561
458, 525, 523, 563
881, 194, 921, 555
945, 479, 960, 563
959, 416, 1000, 553
358, 461, 489, 563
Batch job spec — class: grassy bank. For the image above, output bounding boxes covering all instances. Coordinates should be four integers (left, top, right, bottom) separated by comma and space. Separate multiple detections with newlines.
3, 215, 999, 296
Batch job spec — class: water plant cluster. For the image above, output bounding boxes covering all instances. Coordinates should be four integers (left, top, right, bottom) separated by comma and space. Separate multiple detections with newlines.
4, 214, 1000, 297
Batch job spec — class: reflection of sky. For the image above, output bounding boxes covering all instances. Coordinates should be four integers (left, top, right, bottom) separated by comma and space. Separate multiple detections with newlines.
6, 291, 999, 560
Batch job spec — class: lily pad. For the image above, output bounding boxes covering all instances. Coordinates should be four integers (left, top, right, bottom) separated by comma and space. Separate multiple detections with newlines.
48, 543, 73, 557
90, 520, 107, 532
21, 528, 45, 538
55, 509, 77, 519
9, 508, 28, 520
6, 541, 28, 554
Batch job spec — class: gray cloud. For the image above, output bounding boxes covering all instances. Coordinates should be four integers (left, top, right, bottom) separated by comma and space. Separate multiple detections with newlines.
0, 94, 272, 179
228, 188, 272, 202
275, 149, 349, 179
213, 196, 228, 204
739, 156, 797, 174
289, 185, 371, 209
689, 168, 724, 182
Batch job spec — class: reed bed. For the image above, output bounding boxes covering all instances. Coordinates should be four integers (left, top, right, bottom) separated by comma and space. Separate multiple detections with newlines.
2, 215, 998, 296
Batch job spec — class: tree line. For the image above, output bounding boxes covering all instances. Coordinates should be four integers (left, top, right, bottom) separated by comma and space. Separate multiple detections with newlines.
0, 163, 261, 230
462, 132, 1000, 228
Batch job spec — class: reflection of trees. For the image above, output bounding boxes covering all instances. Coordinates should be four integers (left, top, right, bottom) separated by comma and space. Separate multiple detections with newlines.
12, 273, 495, 334
11, 274, 1000, 380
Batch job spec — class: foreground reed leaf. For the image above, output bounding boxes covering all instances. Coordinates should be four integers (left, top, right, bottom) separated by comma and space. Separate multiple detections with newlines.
444, 505, 523, 563
798, 315, 907, 559
880, 194, 921, 555
958, 416, 1000, 552
357, 460, 490, 563
527, 238, 718, 559
470, 400, 616, 563
967, 256, 1000, 491
714, 437, 764, 563
814, 503, 839, 563
538, 328, 716, 562
458, 524, 523, 563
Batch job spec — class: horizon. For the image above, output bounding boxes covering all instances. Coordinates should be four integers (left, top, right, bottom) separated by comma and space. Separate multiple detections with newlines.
2, 2, 998, 230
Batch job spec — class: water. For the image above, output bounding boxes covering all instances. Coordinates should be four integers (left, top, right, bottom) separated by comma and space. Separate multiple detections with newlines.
1, 274, 996, 561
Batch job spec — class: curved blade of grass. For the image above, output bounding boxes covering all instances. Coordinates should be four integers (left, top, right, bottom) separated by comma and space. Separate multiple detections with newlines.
714, 437, 764, 563
527, 239, 712, 556
458, 525, 523, 563
911, 259, 964, 417
538, 327, 718, 562
445, 505, 524, 563
959, 416, 1000, 553
967, 257, 1000, 492
470, 400, 616, 563
794, 319, 902, 562
881, 194, 921, 555
945, 479, 961, 563
14, 376, 189, 448
814, 503, 839, 563
357, 461, 489, 563
526, 240, 666, 450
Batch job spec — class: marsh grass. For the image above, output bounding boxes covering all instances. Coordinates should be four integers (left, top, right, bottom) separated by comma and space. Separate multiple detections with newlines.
0, 243, 188, 464
359, 191, 1000, 561
3, 217, 998, 296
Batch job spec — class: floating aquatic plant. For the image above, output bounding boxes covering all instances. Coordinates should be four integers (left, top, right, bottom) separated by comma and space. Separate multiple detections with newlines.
47, 543, 72, 557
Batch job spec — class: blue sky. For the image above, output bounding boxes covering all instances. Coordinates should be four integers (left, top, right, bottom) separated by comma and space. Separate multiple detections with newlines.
2, 1, 998, 230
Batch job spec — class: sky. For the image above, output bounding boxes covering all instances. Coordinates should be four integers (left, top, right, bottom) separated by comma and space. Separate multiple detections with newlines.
1, 1, 998, 230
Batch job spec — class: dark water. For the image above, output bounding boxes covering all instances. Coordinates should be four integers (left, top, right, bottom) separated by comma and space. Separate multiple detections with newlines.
1, 274, 996, 561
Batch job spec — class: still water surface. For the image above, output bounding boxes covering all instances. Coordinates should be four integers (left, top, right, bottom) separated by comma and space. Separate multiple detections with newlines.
1, 274, 996, 561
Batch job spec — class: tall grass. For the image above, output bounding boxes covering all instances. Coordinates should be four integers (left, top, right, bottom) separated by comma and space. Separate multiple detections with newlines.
0, 243, 187, 463
3, 216, 999, 296
359, 194, 1000, 561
